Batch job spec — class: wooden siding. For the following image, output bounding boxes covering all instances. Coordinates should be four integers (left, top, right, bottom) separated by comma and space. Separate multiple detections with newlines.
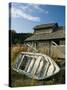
34, 28, 53, 34
37, 41, 49, 48
60, 40, 65, 45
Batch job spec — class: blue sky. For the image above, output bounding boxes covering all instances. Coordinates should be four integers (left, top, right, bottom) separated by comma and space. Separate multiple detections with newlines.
10, 3, 65, 33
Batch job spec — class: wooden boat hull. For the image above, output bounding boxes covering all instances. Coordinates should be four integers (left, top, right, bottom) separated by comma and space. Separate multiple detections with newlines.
12, 52, 60, 80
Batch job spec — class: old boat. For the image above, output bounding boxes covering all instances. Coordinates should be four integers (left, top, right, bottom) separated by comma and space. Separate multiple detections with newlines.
12, 52, 60, 80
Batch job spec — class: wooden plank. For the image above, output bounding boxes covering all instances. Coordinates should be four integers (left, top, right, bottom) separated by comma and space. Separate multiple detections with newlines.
17, 55, 24, 69
31, 56, 42, 75
26, 58, 35, 73
35, 60, 43, 76
24, 59, 31, 72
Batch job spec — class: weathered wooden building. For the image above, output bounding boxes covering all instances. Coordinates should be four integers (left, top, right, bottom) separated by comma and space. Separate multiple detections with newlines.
25, 23, 65, 58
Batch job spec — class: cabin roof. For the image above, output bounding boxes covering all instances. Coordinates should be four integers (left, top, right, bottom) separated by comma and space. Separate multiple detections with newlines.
33, 23, 58, 30
25, 29, 65, 41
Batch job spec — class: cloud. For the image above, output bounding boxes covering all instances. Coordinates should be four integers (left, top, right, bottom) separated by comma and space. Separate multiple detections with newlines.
21, 4, 49, 14
20, 4, 44, 13
11, 6, 40, 22
11, 3, 49, 22
31, 4, 44, 12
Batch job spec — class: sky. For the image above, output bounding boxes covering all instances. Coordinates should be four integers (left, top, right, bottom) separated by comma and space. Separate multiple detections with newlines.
9, 3, 65, 33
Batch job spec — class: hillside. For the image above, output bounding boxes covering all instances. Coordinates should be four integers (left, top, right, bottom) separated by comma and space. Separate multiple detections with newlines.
9, 30, 33, 46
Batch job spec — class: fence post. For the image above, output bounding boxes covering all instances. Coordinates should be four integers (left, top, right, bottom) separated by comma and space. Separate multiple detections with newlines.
49, 41, 51, 56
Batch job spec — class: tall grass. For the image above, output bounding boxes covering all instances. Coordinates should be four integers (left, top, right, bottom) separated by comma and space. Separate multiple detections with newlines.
11, 44, 27, 65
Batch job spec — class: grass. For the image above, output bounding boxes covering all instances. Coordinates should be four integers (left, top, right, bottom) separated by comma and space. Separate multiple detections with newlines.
11, 44, 27, 65
11, 68, 65, 87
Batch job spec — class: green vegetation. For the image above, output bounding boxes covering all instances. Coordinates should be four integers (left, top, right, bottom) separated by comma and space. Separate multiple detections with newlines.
9, 30, 32, 45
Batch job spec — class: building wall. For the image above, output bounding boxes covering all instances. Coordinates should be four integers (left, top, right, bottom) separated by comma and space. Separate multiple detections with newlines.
25, 39, 65, 59
34, 28, 53, 34
37, 41, 49, 48
51, 45, 65, 59
26, 39, 65, 49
